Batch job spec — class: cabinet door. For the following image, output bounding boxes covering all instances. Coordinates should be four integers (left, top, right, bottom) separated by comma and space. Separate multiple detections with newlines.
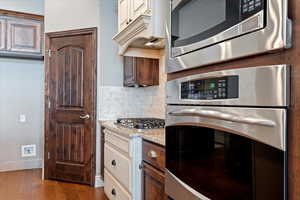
137, 58, 159, 86
124, 56, 137, 87
119, 0, 130, 31
143, 162, 166, 200
6, 17, 43, 54
132, 0, 149, 20
0, 18, 5, 51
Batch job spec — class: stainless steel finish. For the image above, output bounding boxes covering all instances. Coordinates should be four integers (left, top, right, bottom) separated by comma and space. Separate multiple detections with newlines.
79, 114, 90, 120
171, 11, 264, 57
168, 108, 276, 127
166, 0, 291, 73
166, 65, 290, 107
166, 105, 287, 151
165, 169, 210, 200
147, 150, 158, 158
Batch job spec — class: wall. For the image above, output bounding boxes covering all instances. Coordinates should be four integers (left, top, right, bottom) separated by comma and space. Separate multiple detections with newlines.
0, 0, 44, 15
0, 0, 44, 172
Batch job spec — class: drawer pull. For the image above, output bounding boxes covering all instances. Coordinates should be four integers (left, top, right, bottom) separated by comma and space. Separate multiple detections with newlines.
111, 188, 116, 196
148, 150, 158, 158
111, 160, 117, 167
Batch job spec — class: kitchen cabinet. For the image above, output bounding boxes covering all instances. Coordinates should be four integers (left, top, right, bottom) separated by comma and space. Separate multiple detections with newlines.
0, 10, 44, 59
103, 128, 142, 200
131, 0, 149, 22
0, 18, 5, 51
113, 0, 167, 55
118, 0, 130, 31
142, 140, 166, 200
124, 56, 159, 87
6, 18, 43, 54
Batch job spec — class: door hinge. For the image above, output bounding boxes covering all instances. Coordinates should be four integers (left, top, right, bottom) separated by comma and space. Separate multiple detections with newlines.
47, 152, 51, 160
47, 49, 52, 57
48, 99, 51, 109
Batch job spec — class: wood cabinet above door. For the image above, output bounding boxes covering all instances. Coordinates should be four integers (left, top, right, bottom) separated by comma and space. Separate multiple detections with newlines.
113, 0, 167, 55
0, 18, 5, 51
6, 18, 42, 54
0, 10, 44, 60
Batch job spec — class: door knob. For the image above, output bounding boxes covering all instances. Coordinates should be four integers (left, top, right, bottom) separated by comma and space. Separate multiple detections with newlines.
80, 114, 90, 120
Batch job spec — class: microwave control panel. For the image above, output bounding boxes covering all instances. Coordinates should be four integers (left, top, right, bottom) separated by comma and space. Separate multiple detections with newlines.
181, 76, 239, 100
241, 0, 264, 20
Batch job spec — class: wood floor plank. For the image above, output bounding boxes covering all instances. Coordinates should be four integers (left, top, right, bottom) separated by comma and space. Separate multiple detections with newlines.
0, 169, 108, 200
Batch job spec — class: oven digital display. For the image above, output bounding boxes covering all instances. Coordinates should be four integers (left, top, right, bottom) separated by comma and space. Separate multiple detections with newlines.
181, 76, 239, 100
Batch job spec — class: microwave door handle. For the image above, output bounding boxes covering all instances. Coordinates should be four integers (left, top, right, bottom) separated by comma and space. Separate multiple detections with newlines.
168, 109, 276, 127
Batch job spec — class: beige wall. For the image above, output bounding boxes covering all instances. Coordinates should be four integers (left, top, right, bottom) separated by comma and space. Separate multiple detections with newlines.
0, 0, 44, 15
0, 0, 44, 172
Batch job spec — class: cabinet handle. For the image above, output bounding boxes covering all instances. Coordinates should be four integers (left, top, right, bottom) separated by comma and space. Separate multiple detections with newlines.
147, 150, 157, 158
111, 188, 116, 196
139, 163, 143, 169
111, 160, 116, 167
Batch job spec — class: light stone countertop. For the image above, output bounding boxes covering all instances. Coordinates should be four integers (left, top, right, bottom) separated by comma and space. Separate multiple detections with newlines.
100, 120, 165, 146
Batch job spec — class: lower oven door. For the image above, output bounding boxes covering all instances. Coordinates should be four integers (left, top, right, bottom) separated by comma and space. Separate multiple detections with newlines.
165, 105, 287, 200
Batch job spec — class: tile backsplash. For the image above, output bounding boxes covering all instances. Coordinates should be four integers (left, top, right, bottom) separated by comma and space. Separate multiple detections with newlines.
99, 54, 166, 120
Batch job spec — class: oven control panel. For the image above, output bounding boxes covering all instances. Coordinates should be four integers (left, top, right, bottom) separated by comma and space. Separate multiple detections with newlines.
181, 76, 239, 100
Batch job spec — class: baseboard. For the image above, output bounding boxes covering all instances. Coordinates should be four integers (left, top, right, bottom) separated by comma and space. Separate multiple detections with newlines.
0, 159, 42, 172
95, 175, 104, 188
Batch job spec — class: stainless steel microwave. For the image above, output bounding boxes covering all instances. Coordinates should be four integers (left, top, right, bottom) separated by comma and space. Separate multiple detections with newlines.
166, 0, 292, 73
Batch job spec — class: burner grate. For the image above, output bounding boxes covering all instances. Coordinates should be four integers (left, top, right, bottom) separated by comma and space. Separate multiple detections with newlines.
115, 118, 165, 129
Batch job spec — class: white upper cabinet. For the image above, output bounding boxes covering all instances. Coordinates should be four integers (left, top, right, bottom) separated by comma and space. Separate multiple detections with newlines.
119, 0, 130, 31
132, 0, 150, 20
113, 0, 167, 55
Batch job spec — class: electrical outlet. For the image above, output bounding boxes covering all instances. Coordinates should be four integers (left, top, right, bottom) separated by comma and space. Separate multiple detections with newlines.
19, 114, 26, 123
21, 145, 36, 157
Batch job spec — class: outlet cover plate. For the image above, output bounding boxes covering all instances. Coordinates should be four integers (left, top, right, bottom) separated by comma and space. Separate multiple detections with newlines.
21, 144, 36, 157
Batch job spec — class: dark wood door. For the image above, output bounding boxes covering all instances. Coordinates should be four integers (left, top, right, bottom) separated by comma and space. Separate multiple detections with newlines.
143, 162, 166, 200
45, 28, 97, 185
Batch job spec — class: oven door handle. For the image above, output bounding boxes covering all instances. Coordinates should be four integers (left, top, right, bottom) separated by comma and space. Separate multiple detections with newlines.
168, 109, 276, 127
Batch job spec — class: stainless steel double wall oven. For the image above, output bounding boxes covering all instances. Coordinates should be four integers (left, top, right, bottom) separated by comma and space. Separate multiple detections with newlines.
165, 65, 289, 200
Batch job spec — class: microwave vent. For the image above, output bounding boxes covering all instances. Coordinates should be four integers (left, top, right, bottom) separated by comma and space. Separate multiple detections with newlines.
241, 14, 262, 34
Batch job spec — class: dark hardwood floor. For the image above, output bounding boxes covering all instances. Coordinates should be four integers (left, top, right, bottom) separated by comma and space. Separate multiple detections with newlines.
0, 169, 108, 200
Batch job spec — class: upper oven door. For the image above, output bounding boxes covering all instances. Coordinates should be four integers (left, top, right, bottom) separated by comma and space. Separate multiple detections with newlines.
171, 0, 266, 57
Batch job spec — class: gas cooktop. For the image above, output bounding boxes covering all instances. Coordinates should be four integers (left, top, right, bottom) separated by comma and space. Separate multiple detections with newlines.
115, 118, 165, 130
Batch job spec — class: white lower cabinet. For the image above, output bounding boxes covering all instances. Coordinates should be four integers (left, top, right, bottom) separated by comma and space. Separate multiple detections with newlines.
104, 144, 131, 191
104, 169, 131, 200
104, 129, 142, 200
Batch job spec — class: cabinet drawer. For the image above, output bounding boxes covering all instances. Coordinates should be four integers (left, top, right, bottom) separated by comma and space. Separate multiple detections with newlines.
104, 169, 131, 200
104, 143, 131, 192
104, 129, 130, 154
143, 140, 165, 171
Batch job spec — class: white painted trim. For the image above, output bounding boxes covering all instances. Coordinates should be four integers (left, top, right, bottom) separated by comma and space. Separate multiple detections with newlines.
0, 159, 42, 172
95, 175, 104, 188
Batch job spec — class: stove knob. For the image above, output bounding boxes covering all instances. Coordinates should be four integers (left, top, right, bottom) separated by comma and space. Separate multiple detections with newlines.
134, 123, 144, 129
